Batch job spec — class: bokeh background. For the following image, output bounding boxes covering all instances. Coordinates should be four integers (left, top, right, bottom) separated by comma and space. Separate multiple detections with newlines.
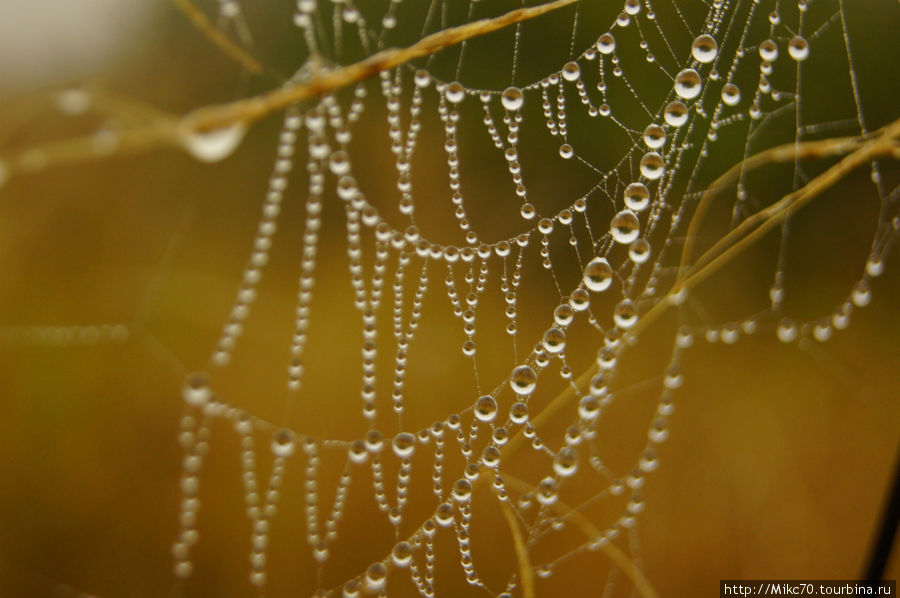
0, 0, 898, 597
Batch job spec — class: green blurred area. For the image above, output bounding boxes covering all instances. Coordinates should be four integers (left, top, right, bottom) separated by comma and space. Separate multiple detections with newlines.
0, 1, 899, 597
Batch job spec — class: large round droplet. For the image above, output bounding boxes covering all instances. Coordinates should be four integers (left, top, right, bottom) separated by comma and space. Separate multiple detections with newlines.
543, 328, 566, 354
624, 182, 650, 211
613, 298, 638, 328
445, 81, 465, 103
182, 372, 211, 407
562, 61, 581, 82
759, 39, 778, 62
364, 563, 387, 593
583, 257, 613, 292
271, 429, 296, 458
474, 396, 498, 422
536, 476, 559, 505
452, 478, 473, 503
721, 83, 741, 106
674, 69, 702, 99
691, 34, 718, 63
639, 152, 665, 180
664, 101, 689, 127
392, 432, 416, 459
597, 32, 616, 54
629, 238, 651, 263
788, 36, 809, 61
553, 447, 578, 477
501, 86, 524, 111
181, 123, 246, 163
391, 542, 413, 568
642, 124, 666, 149
610, 210, 640, 244
510, 365, 537, 395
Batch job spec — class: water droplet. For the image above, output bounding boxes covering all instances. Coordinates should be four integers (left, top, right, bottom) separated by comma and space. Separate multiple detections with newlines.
435, 502, 454, 526
691, 34, 718, 63
414, 70, 431, 88
639, 152, 665, 180
759, 39, 778, 62
510, 365, 537, 395
623, 0, 640, 15
474, 396, 498, 422
553, 303, 574, 326
501, 86, 524, 111
391, 542, 413, 568
509, 401, 529, 424
642, 124, 666, 149
613, 299, 638, 328
271, 429, 296, 458
788, 36, 809, 61
664, 101, 689, 127
559, 143, 574, 159
629, 238, 651, 263
596, 32, 616, 56
445, 81, 465, 103
569, 288, 590, 311
583, 257, 613, 292
674, 69, 703, 99
536, 476, 558, 505
721, 83, 741, 106
364, 562, 387, 593
392, 432, 416, 459
610, 210, 640, 244
543, 328, 566, 354
182, 372, 211, 407
562, 61, 581, 82
624, 182, 650, 211
553, 447, 578, 477
452, 478, 473, 502
181, 123, 246, 163
482, 445, 501, 468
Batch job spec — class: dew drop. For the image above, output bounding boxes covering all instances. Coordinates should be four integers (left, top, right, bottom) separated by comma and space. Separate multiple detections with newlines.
664, 101, 689, 127
474, 396, 498, 423
445, 81, 465, 104
597, 32, 616, 54
674, 69, 703, 100
559, 143, 574, 159
610, 209, 640, 243
639, 152, 665, 180
613, 298, 638, 328
553, 303, 574, 326
364, 562, 387, 593
721, 83, 741, 106
435, 502, 454, 526
629, 238, 651, 263
624, 182, 650, 211
569, 288, 590, 311
562, 61, 581, 82
501, 86, 524, 111
642, 124, 666, 149
788, 36, 809, 61
181, 123, 246, 163
452, 478, 473, 503
536, 476, 559, 505
510, 365, 537, 395
543, 328, 566, 354
583, 257, 613, 292
182, 372, 211, 407
759, 39, 778, 62
391, 542, 413, 568
392, 432, 416, 459
691, 34, 718, 63
271, 429, 296, 458
553, 447, 578, 477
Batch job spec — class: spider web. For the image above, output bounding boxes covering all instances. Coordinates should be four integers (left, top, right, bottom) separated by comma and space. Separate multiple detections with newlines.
0, 0, 898, 597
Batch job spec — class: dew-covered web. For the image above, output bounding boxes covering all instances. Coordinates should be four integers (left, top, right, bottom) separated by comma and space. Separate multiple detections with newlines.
1, 0, 899, 596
